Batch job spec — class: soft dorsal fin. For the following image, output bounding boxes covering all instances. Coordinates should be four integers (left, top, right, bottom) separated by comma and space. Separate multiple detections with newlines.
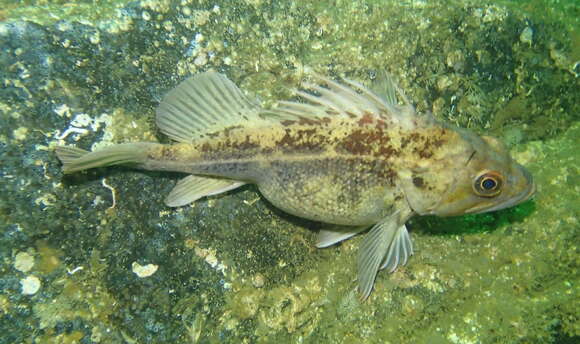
156, 71, 265, 143
266, 72, 410, 122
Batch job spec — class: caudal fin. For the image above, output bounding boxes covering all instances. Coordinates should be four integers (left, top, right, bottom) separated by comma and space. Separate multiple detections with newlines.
55, 143, 154, 174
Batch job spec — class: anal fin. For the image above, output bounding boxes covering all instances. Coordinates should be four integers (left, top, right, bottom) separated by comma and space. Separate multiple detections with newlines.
165, 175, 245, 207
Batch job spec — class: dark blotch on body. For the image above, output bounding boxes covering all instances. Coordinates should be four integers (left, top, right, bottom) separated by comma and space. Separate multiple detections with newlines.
412, 176, 424, 188
158, 146, 178, 161
357, 112, 387, 129
340, 128, 397, 158
276, 128, 326, 152
281, 117, 331, 127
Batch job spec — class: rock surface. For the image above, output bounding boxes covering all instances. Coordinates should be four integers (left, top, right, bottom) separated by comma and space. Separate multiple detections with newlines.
0, 0, 578, 343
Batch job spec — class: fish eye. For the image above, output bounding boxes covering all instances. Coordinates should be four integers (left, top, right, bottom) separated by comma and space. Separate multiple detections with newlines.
473, 171, 503, 197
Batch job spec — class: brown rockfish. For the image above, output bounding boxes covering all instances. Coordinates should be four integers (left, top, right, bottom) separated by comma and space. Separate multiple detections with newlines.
56, 71, 535, 299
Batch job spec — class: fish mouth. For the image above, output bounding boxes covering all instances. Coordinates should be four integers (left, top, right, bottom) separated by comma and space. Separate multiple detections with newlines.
479, 180, 535, 213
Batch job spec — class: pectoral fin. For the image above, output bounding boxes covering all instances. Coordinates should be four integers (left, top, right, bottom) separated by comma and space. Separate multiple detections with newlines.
357, 216, 413, 300
165, 175, 245, 207
380, 224, 413, 272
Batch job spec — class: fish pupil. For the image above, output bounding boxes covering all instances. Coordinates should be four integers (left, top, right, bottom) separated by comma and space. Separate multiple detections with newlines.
482, 178, 496, 190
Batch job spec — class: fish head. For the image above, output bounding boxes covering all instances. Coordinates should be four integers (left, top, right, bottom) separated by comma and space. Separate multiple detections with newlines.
428, 134, 535, 217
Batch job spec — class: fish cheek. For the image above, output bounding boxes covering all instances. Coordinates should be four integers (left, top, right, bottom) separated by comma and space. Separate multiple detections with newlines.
400, 172, 448, 215
413, 169, 486, 217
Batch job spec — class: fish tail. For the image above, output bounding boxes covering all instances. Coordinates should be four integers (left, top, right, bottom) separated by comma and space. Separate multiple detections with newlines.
55, 143, 155, 174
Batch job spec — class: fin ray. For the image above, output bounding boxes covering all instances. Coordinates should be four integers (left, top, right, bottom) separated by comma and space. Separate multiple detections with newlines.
357, 213, 414, 300
380, 224, 413, 272
267, 71, 406, 123
165, 175, 245, 207
357, 218, 399, 300
55, 143, 153, 174
316, 226, 367, 248
55, 146, 90, 165
156, 72, 264, 143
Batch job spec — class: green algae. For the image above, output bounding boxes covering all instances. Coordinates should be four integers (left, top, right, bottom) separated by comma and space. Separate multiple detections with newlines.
0, 0, 578, 343
1, 0, 131, 26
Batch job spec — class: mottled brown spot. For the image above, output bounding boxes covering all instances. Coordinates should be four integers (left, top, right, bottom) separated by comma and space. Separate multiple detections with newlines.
200, 142, 212, 153
357, 112, 374, 126
357, 112, 387, 129
229, 135, 261, 150
199, 134, 260, 157
414, 146, 433, 159
341, 129, 372, 155
401, 132, 421, 149
412, 176, 424, 188
223, 125, 244, 137
377, 166, 397, 185
344, 111, 357, 119
375, 118, 387, 129
276, 128, 325, 152
340, 128, 397, 158
432, 129, 447, 148
378, 145, 398, 157
160, 146, 178, 161
260, 146, 275, 155
282, 116, 333, 127
413, 131, 448, 159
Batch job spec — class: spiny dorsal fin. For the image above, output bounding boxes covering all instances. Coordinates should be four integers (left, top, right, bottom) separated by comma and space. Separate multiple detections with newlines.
368, 71, 411, 108
266, 71, 412, 123
156, 72, 265, 143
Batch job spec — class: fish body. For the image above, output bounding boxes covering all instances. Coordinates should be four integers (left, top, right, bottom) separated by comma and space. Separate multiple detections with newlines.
56, 71, 535, 299
143, 115, 446, 225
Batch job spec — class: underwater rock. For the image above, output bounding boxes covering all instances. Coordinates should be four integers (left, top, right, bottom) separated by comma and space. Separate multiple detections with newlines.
0, 0, 578, 343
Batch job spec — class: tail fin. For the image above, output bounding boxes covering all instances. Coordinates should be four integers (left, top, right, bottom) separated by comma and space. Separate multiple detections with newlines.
55, 143, 154, 174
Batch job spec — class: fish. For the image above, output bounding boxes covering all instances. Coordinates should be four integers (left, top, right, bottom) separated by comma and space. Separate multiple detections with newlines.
55, 71, 535, 300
